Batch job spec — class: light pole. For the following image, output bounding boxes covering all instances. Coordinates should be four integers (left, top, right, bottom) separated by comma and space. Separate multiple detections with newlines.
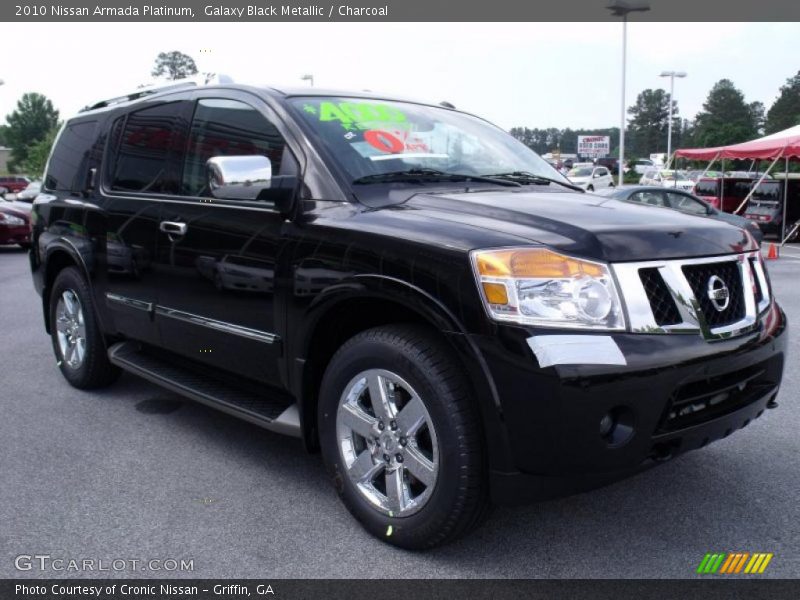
607, 1, 650, 184
660, 70, 686, 159
301, 74, 314, 87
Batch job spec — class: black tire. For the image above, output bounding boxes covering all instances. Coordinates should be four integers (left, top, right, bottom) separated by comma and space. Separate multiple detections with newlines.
319, 324, 489, 550
18, 242, 31, 250
587, 185, 594, 192
49, 266, 120, 389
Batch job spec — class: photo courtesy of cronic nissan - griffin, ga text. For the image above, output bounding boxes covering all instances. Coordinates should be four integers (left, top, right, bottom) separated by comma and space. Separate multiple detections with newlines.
29, 78, 786, 549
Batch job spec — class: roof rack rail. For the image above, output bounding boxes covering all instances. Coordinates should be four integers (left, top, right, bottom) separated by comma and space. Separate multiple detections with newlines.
80, 73, 235, 112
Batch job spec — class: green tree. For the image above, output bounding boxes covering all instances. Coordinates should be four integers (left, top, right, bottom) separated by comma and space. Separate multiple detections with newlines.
626, 88, 679, 156
691, 79, 761, 147
151, 51, 198, 80
4, 92, 60, 169
765, 70, 800, 134
21, 127, 59, 178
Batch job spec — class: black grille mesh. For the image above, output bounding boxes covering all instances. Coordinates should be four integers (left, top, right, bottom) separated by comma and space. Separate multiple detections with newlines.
639, 268, 682, 326
682, 261, 745, 328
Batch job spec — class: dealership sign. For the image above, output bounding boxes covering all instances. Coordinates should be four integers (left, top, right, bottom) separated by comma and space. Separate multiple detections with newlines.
577, 135, 610, 158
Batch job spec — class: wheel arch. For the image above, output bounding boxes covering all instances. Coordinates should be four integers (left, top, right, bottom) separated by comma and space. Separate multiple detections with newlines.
41, 242, 93, 334
291, 275, 515, 473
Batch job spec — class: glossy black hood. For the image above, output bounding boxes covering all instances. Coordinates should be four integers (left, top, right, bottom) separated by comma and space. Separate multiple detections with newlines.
401, 190, 756, 262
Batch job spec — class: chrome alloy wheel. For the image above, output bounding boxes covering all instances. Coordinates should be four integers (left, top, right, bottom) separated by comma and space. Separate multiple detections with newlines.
55, 290, 87, 369
336, 369, 439, 517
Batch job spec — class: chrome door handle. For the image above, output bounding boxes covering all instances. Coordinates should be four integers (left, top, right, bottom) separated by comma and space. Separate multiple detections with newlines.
159, 221, 187, 236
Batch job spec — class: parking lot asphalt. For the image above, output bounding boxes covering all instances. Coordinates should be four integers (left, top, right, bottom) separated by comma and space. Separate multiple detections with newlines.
1, 246, 798, 579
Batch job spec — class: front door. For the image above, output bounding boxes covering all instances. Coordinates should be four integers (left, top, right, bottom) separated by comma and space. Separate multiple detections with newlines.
151, 94, 299, 385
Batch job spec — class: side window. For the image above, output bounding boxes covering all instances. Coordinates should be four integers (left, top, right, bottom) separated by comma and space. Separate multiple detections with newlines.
44, 120, 97, 192
181, 98, 292, 198
109, 102, 186, 194
597, 168, 608, 177
667, 192, 706, 214
629, 191, 666, 206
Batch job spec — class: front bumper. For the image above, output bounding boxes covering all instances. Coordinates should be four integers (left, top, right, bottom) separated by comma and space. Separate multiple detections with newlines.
475, 302, 787, 504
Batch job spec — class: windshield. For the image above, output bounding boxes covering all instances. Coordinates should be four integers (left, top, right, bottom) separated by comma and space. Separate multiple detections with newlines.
568, 168, 593, 177
659, 170, 688, 181
289, 97, 568, 186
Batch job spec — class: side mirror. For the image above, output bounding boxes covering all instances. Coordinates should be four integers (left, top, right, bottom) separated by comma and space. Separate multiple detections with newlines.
207, 155, 273, 200
206, 155, 297, 215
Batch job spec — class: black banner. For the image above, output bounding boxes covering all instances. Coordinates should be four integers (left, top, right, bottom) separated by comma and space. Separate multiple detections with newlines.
3, 0, 800, 22
4, 579, 800, 600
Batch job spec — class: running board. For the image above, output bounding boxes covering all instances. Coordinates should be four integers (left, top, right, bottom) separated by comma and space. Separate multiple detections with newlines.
108, 341, 300, 438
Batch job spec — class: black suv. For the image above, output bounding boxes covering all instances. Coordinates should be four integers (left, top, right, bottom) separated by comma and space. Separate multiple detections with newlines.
30, 82, 786, 549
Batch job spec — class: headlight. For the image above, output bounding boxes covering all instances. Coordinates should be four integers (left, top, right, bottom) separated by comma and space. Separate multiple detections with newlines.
0, 214, 25, 226
471, 247, 626, 330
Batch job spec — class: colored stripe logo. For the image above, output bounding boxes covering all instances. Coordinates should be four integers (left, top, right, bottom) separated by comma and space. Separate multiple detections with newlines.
697, 552, 773, 574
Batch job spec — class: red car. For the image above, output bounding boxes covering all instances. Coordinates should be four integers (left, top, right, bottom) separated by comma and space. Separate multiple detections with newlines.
693, 176, 757, 213
0, 200, 31, 248
0, 176, 32, 195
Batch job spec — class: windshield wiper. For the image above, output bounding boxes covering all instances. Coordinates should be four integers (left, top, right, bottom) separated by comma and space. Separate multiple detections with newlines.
483, 171, 584, 192
353, 168, 520, 187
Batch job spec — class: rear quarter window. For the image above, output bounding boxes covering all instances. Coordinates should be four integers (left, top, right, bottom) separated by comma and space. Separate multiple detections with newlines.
44, 120, 98, 192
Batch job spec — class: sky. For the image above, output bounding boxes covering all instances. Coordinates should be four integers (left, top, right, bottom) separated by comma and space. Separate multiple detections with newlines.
1, 22, 798, 133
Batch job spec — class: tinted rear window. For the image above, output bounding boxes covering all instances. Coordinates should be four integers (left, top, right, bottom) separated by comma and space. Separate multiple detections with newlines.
45, 120, 97, 191
694, 180, 718, 196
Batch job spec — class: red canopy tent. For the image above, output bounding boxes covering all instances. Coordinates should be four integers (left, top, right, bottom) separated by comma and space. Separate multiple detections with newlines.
673, 125, 800, 243
675, 124, 800, 161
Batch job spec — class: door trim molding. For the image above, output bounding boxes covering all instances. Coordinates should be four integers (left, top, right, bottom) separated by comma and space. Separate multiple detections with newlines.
155, 305, 280, 344
105, 293, 280, 345
106, 292, 153, 313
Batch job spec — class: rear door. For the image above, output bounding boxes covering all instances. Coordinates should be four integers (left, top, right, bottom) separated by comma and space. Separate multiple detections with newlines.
99, 97, 193, 346
151, 91, 301, 385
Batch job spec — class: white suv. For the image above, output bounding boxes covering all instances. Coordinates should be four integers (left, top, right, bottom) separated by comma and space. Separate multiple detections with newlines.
567, 166, 615, 191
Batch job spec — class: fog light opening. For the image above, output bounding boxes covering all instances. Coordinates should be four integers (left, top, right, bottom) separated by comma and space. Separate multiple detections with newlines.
600, 406, 635, 447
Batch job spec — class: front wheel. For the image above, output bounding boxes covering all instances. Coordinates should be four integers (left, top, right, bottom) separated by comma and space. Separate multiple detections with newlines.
49, 267, 120, 389
587, 185, 594, 192
319, 325, 488, 549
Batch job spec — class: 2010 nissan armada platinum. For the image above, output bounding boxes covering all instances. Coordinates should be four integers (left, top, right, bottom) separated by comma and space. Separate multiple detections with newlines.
30, 81, 786, 549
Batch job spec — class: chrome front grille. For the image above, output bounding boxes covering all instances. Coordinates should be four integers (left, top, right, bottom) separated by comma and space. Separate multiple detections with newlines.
613, 251, 770, 340
682, 261, 746, 328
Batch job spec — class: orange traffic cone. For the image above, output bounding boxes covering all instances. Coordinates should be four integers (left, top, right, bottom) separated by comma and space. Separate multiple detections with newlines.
766, 243, 779, 260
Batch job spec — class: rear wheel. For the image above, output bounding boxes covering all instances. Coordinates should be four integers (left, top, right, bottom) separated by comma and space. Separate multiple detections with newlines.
319, 325, 489, 549
587, 185, 594, 192
49, 267, 120, 389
